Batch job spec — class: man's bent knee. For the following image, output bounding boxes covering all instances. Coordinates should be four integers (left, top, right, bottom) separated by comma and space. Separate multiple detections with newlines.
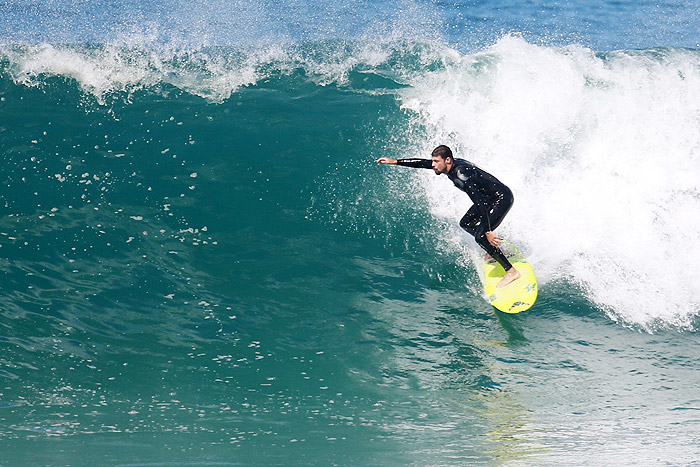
474, 232, 489, 249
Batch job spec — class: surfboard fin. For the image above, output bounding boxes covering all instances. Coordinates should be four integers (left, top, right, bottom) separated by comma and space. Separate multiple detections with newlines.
508, 301, 530, 312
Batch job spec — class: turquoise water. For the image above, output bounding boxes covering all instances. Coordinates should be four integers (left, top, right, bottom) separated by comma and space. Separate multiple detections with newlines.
2, 1, 700, 465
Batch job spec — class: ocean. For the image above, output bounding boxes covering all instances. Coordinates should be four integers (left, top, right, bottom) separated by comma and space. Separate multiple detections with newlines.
1, 0, 700, 465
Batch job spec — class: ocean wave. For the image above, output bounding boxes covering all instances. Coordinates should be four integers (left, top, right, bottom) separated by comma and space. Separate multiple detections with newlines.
2, 35, 700, 331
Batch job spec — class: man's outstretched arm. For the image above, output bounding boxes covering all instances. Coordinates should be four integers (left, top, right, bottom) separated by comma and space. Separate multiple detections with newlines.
376, 157, 432, 169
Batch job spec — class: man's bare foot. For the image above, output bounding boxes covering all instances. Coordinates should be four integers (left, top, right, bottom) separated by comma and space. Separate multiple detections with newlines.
497, 267, 521, 288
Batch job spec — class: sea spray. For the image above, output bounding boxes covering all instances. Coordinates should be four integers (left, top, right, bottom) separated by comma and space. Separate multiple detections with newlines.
397, 36, 700, 330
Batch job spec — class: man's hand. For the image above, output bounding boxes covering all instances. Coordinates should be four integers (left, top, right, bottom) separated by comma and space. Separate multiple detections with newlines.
376, 157, 397, 165
485, 231, 501, 247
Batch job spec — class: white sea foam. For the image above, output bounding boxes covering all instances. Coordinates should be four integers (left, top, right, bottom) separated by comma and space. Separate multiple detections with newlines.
0, 42, 281, 103
400, 35, 700, 330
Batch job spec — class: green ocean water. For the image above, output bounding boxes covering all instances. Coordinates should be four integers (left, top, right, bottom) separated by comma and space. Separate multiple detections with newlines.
1, 38, 700, 465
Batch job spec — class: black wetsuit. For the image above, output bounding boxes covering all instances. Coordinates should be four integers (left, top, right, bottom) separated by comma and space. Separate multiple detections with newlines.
397, 158, 514, 271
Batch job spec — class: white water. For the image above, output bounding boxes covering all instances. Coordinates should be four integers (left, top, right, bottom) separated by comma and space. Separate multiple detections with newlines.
400, 36, 700, 330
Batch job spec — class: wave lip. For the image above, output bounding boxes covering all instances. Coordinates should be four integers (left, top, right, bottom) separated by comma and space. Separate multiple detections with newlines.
0, 39, 461, 104
0, 42, 280, 103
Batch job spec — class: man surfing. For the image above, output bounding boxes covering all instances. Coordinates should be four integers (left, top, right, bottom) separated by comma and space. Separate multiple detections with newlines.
376, 145, 520, 288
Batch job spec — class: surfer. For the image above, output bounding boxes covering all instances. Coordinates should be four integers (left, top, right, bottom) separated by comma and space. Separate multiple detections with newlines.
376, 145, 520, 288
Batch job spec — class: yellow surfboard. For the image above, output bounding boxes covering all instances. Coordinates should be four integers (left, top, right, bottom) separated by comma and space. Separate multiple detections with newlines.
481, 241, 537, 314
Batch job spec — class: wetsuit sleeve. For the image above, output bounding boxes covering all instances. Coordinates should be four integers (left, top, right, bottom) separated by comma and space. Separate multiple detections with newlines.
396, 158, 432, 169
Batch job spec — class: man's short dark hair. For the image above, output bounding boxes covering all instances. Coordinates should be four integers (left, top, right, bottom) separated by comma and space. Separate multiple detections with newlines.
431, 145, 453, 160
